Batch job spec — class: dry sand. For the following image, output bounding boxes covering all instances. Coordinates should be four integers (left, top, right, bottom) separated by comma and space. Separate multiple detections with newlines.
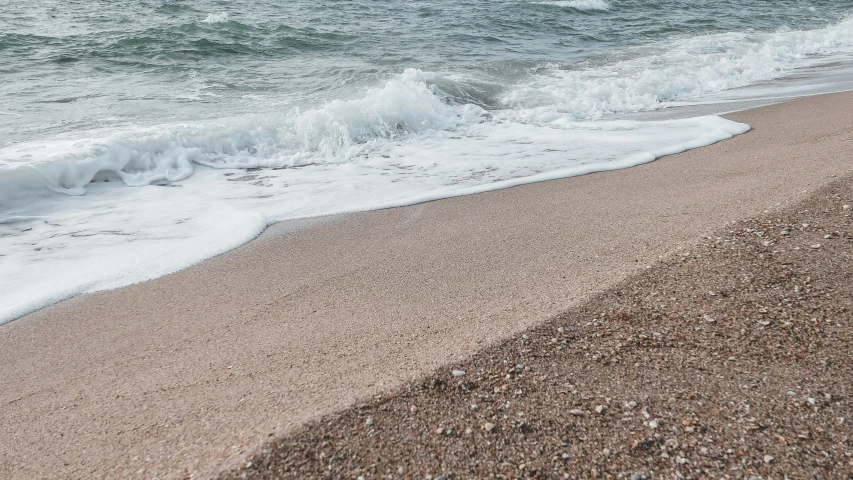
1, 92, 852, 479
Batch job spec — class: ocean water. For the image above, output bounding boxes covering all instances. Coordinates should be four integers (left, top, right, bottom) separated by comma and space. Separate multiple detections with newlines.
1, 1, 852, 324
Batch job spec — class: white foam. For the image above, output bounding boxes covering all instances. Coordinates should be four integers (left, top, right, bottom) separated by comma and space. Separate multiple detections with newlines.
0, 70, 473, 200
504, 16, 853, 119
532, 0, 610, 11
0, 98, 747, 324
201, 12, 229, 24
6, 14, 853, 324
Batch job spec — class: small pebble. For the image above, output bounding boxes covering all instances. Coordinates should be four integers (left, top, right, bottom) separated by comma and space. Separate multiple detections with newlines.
484, 422, 496, 432
569, 409, 587, 416
811, 243, 821, 249
595, 405, 606, 414
452, 370, 466, 377
648, 420, 658, 429
365, 418, 374, 427
601, 448, 611, 456
843, 204, 850, 210
764, 454, 775, 464
625, 401, 637, 409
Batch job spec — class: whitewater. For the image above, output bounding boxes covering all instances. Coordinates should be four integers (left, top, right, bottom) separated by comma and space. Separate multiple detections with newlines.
2, 0, 853, 324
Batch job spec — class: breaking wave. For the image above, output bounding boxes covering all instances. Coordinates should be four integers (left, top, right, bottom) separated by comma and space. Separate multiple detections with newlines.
531, 0, 610, 11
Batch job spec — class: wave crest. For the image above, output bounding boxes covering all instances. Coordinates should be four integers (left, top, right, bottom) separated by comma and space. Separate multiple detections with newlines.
201, 12, 229, 24
531, 0, 610, 11
504, 16, 853, 119
0, 69, 484, 202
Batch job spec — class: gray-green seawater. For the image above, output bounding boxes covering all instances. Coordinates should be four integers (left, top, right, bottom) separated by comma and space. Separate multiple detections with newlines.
2, 0, 852, 142
1, 0, 852, 324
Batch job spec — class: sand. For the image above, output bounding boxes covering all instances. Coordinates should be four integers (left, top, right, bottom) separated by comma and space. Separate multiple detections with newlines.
234, 169, 853, 480
1, 91, 852, 479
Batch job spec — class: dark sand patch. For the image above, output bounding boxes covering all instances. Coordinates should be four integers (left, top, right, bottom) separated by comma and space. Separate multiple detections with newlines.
232, 177, 853, 479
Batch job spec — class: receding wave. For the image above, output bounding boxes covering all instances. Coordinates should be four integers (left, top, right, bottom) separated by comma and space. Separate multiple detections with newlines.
0, 65, 753, 324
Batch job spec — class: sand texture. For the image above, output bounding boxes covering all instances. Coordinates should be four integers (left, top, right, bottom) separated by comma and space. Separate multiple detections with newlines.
1, 92, 853, 479
232, 175, 853, 479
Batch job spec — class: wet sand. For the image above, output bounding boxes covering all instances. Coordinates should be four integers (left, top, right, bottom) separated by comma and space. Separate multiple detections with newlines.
1, 92, 853, 479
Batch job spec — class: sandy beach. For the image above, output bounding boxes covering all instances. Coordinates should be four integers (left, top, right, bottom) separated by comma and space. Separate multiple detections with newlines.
236, 163, 853, 480
2, 91, 853, 479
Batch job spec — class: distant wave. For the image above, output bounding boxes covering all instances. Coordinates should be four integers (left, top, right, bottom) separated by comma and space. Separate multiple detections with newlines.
504, 16, 853, 117
532, 0, 610, 11
201, 12, 229, 24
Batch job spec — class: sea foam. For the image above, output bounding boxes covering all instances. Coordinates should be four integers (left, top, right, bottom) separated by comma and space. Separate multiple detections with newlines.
532, 0, 610, 11
201, 12, 229, 24
0, 84, 748, 325
504, 16, 853, 118
4, 13, 853, 324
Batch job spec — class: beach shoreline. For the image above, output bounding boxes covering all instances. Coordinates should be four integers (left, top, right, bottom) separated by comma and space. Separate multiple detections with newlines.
2, 91, 853, 479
